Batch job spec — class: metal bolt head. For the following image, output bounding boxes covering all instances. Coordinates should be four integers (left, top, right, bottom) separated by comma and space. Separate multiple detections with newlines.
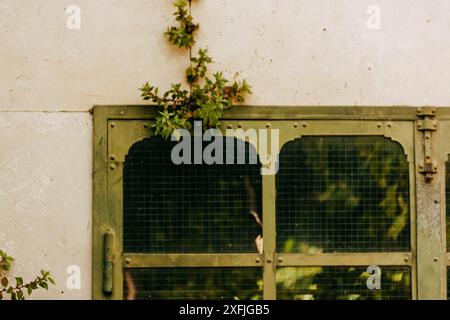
266, 258, 272, 263
302, 122, 307, 128
255, 258, 261, 263
110, 122, 115, 128
278, 258, 283, 263
110, 164, 116, 170
265, 123, 271, 128
125, 258, 131, 264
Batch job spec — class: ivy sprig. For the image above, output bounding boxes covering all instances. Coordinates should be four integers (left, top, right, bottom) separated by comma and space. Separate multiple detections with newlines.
140, 0, 252, 139
0, 250, 54, 300
164, 0, 199, 49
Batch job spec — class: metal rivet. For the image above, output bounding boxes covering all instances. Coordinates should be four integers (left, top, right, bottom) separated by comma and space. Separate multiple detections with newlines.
433, 257, 438, 262
404, 257, 409, 263
387, 123, 392, 128
265, 123, 271, 128
110, 155, 116, 161
125, 258, 131, 264
302, 122, 307, 128
255, 258, 261, 263
278, 258, 283, 263
293, 123, 298, 128
110, 123, 115, 128
227, 124, 233, 129
377, 123, 382, 128
144, 124, 149, 129
237, 123, 243, 128
266, 259, 272, 263
120, 110, 125, 115
110, 164, 116, 170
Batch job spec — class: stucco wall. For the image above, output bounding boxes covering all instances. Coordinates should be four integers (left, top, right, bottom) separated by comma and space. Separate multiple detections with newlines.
1, 0, 450, 299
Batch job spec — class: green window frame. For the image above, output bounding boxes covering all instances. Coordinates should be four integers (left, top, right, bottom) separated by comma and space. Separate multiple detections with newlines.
93, 106, 450, 300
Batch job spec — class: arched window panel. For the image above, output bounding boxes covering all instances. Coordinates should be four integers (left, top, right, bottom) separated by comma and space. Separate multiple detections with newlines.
276, 136, 411, 253
123, 137, 262, 253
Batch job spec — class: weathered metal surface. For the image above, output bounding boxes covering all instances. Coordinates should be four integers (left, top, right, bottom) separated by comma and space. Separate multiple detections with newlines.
123, 254, 263, 268
93, 105, 450, 300
103, 232, 114, 295
277, 253, 413, 267
416, 114, 445, 299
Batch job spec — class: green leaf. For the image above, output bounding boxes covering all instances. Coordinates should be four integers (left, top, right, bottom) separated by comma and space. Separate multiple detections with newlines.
48, 277, 55, 285
39, 282, 48, 290
27, 286, 32, 296
1, 277, 8, 287
15, 277, 23, 287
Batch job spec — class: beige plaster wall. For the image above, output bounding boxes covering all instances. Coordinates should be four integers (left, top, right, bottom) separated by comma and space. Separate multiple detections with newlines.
0, 0, 449, 299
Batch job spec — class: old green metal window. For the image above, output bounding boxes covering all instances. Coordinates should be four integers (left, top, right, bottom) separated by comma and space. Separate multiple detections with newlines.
93, 106, 450, 300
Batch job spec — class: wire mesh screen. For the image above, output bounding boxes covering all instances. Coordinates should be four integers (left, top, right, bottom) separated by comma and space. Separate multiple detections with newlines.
448, 268, 450, 300
447, 268, 450, 300
276, 136, 410, 253
277, 266, 411, 300
123, 268, 263, 300
123, 137, 262, 253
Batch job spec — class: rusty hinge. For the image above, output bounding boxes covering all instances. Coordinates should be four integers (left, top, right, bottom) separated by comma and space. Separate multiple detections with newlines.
103, 231, 114, 295
417, 107, 437, 182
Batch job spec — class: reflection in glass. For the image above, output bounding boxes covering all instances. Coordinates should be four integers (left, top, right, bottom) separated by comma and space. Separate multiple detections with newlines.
123, 137, 262, 253
277, 266, 411, 300
276, 136, 410, 253
124, 268, 263, 300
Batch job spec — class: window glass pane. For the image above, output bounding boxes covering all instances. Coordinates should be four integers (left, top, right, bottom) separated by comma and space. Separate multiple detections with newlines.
276, 136, 410, 253
448, 268, 450, 300
123, 138, 262, 253
276, 266, 411, 300
123, 268, 263, 300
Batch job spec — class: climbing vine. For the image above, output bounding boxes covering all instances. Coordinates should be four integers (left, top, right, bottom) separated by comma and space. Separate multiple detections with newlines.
0, 250, 54, 300
140, 0, 252, 139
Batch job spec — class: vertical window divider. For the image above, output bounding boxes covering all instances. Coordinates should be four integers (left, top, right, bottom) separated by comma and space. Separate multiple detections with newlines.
262, 173, 276, 300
